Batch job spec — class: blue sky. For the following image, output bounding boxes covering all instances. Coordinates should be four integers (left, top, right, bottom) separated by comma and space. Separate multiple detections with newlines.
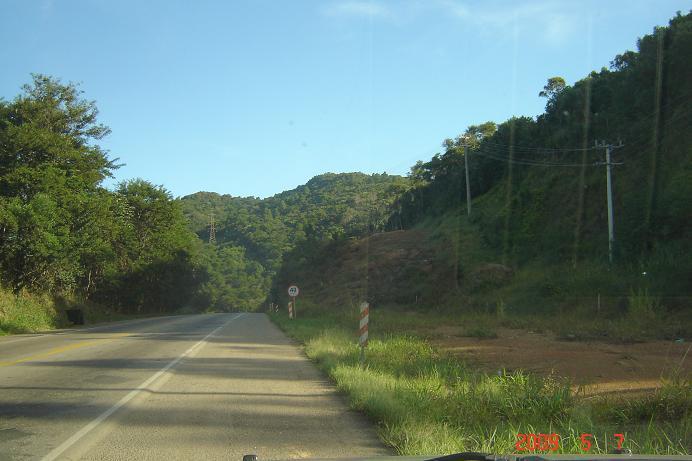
1, 1, 689, 198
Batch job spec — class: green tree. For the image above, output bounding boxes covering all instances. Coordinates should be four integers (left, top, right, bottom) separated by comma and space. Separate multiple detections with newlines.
538, 76, 567, 99
0, 75, 117, 293
94, 180, 202, 313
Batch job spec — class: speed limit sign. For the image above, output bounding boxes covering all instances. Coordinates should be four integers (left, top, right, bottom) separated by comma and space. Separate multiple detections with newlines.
287, 285, 300, 297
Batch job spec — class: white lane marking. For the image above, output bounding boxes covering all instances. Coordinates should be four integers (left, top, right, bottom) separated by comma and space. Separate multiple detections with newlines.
40, 313, 245, 461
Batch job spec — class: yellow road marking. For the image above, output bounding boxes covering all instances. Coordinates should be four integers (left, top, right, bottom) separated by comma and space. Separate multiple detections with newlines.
0, 333, 130, 367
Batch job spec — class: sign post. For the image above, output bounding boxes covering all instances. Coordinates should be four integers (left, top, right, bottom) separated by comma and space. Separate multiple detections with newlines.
287, 285, 299, 319
359, 302, 369, 366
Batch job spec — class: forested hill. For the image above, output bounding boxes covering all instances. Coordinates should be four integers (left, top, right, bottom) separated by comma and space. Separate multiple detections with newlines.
178, 172, 408, 310
181, 173, 407, 267
390, 12, 691, 271
183, 173, 407, 241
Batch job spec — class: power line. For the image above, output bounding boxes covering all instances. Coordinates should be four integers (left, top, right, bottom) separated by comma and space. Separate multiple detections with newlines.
472, 147, 597, 167
478, 139, 603, 153
466, 141, 602, 166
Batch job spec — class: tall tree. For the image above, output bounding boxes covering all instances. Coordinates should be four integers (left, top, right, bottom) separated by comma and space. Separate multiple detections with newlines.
0, 75, 116, 293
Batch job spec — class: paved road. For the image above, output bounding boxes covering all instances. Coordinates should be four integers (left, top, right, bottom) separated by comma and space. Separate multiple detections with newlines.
0, 313, 389, 460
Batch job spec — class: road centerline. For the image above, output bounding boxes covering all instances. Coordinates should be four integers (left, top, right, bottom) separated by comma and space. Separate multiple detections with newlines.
39, 313, 244, 461
0, 333, 131, 367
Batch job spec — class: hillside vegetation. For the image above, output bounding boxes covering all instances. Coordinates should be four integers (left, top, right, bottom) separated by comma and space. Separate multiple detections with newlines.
179, 172, 408, 311
274, 13, 692, 326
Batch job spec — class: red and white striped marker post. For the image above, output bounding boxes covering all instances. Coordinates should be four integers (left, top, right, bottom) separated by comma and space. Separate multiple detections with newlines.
288, 301, 294, 319
359, 302, 369, 365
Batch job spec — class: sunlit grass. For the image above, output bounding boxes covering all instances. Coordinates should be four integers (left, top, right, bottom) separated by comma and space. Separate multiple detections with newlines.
270, 312, 691, 456
0, 287, 174, 335
0, 288, 58, 334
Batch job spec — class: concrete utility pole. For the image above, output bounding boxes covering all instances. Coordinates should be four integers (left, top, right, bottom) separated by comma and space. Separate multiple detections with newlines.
605, 143, 615, 264
596, 141, 623, 264
464, 143, 471, 217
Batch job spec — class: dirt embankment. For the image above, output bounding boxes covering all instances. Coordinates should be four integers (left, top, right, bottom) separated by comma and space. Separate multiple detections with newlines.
308, 229, 454, 307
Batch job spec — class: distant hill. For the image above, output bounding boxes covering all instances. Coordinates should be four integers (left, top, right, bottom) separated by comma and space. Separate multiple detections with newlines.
178, 173, 409, 310
181, 172, 408, 271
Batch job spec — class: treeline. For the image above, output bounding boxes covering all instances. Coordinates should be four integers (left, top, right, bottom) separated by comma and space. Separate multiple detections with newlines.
388, 13, 691, 283
0, 75, 209, 315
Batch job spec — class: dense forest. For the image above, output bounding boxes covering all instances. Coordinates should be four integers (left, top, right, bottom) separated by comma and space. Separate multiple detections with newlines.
389, 13, 691, 287
1, 13, 690, 332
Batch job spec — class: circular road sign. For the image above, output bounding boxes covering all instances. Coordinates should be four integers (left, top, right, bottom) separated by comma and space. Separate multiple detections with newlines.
287, 285, 300, 297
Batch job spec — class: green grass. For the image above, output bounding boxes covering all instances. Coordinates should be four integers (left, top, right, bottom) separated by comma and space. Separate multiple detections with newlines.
0, 287, 178, 335
0, 288, 59, 334
323, 302, 688, 346
269, 311, 691, 456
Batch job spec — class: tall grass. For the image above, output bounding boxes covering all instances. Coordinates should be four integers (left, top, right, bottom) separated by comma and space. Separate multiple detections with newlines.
271, 313, 691, 456
0, 287, 167, 334
0, 288, 59, 333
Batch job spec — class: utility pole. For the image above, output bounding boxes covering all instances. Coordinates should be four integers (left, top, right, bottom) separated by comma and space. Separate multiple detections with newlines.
464, 143, 471, 217
605, 143, 614, 264
208, 211, 216, 245
596, 140, 623, 264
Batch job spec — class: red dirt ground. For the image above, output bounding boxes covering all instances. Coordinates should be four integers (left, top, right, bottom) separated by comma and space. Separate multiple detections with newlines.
430, 327, 691, 395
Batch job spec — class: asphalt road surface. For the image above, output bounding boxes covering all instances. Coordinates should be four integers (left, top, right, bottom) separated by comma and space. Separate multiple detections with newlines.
0, 313, 390, 460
